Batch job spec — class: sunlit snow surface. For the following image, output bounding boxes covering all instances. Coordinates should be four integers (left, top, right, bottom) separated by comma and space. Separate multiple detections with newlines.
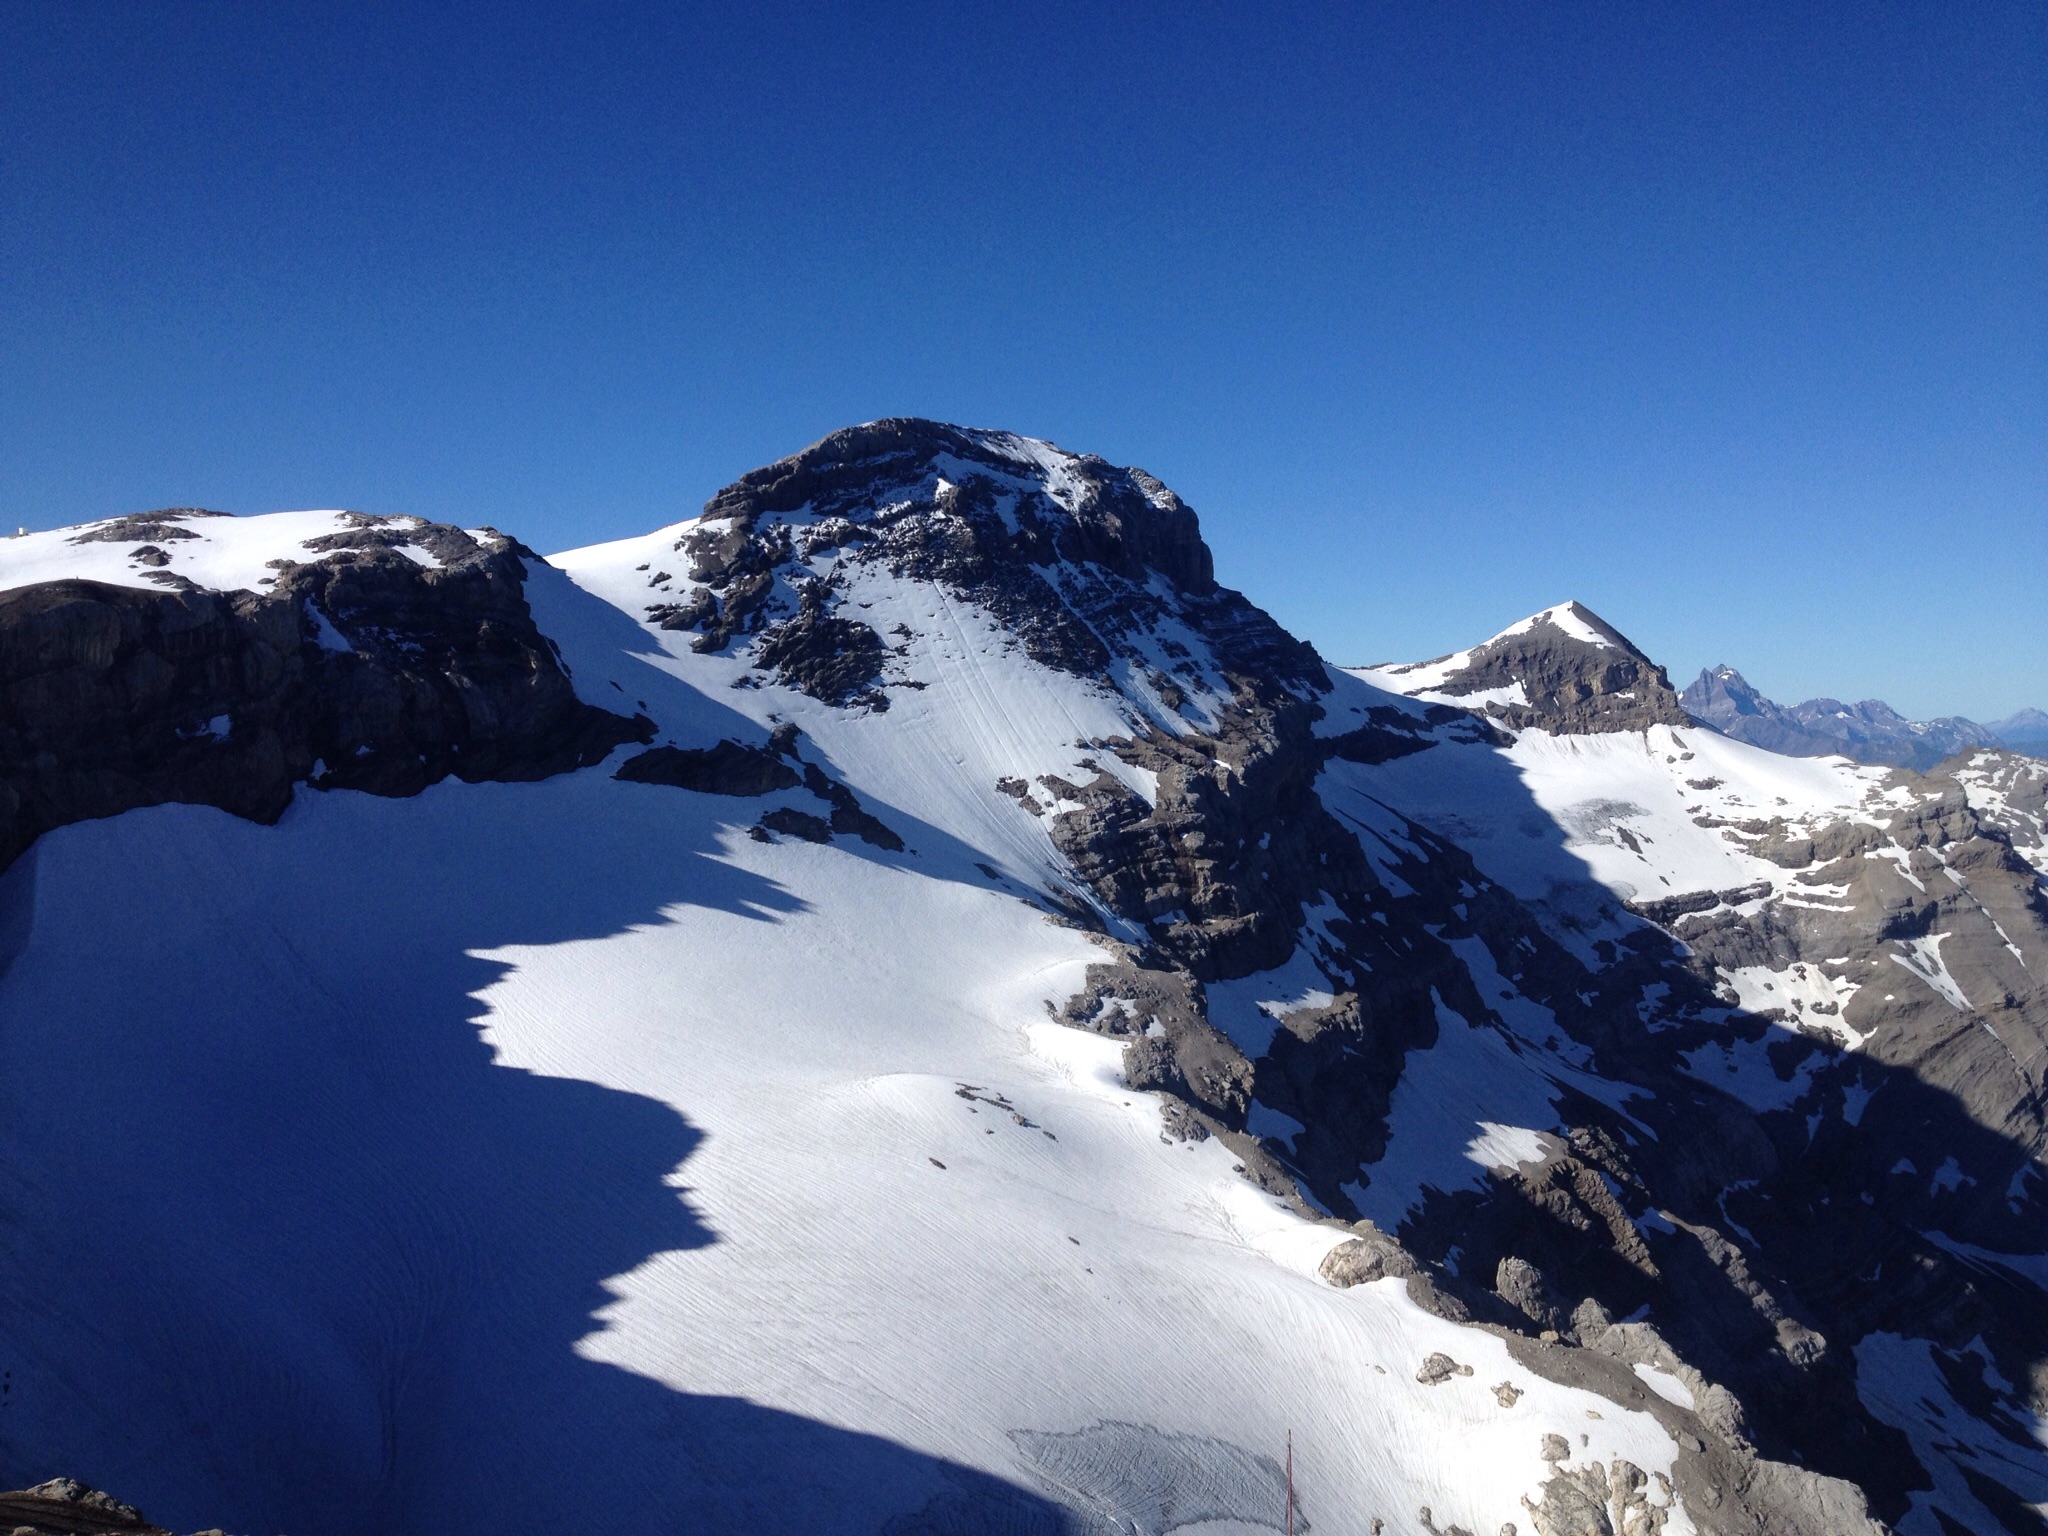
0, 509, 456, 595
0, 507, 1695, 1534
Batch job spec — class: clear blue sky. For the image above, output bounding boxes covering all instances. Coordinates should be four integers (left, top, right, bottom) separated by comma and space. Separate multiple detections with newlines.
5, 2, 2042, 718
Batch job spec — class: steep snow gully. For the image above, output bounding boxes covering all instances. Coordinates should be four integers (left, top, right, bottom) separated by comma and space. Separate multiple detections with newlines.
0, 421, 2043, 1535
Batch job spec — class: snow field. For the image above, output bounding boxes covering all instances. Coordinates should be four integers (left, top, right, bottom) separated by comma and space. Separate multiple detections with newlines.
0, 498, 1699, 1534
0, 509, 457, 596
0, 760, 1692, 1534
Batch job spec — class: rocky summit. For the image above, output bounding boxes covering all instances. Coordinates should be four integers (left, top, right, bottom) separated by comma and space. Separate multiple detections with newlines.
1, 420, 2044, 1536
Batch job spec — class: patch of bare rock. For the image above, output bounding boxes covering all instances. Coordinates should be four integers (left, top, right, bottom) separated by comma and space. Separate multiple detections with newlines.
0, 1478, 228, 1536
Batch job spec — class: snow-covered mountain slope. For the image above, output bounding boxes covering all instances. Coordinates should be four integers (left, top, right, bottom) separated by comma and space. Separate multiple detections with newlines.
0, 421, 2041, 1535
1679, 665, 2007, 771
1352, 619, 2048, 1536
0, 507, 459, 597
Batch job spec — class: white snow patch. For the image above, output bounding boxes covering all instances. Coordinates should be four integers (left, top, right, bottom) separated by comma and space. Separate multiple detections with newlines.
1632, 1361, 1697, 1410
0, 510, 444, 596
1464, 1122, 1551, 1172
1892, 935, 1969, 1012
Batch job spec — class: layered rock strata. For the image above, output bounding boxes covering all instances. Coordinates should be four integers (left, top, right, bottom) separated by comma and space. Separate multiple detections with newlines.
0, 514, 648, 872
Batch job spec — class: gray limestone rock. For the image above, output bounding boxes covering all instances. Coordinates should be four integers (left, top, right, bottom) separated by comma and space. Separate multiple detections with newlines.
0, 1477, 176, 1535
1320, 1225, 1419, 1288
1416, 1352, 1474, 1385
1374, 603, 1691, 735
1496, 1256, 1566, 1332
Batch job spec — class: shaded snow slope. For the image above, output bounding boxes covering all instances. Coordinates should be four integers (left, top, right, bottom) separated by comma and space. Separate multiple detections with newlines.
0, 634, 1691, 1536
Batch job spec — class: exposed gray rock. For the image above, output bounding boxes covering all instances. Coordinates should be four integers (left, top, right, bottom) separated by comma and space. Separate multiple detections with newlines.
1014, 563, 1953, 1515
1416, 1351, 1474, 1385
796, 758, 906, 851
1519, 1453, 1674, 1536
17, 427, 2040, 1535
623, 717, 904, 848
1055, 958, 1254, 1127
66, 508, 228, 545
1372, 603, 1690, 734
755, 583, 891, 709
1496, 1256, 1566, 1332
0, 1475, 234, 1535
759, 806, 832, 843
1320, 1225, 1419, 1288
650, 419, 1320, 717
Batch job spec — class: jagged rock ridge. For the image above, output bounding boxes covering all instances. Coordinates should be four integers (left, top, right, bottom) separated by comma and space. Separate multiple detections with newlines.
0, 1477, 222, 1536
642, 417, 1321, 711
1680, 663, 2014, 771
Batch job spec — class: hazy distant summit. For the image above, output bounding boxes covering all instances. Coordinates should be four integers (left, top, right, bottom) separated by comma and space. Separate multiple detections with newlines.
1990, 706, 2048, 756
1680, 663, 2040, 770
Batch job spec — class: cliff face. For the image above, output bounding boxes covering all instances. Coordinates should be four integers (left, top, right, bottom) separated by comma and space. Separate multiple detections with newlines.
0, 515, 648, 872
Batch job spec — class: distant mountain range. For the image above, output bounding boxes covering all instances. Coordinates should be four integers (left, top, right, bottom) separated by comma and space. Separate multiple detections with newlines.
1993, 706, 2048, 755
1681, 664, 2045, 770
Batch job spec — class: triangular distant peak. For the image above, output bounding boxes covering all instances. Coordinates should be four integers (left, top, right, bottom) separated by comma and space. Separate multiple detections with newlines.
1483, 600, 1636, 653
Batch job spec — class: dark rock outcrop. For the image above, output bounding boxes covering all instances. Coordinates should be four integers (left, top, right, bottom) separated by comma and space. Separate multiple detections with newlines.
759, 806, 833, 843
655, 427, 2030, 1529
0, 519, 649, 872
756, 594, 891, 709
0, 1477, 221, 1536
65, 509, 230, 546
11, 432, 2039, 1534
1025, 586, 1994, 1522
615, 740, 800, 796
